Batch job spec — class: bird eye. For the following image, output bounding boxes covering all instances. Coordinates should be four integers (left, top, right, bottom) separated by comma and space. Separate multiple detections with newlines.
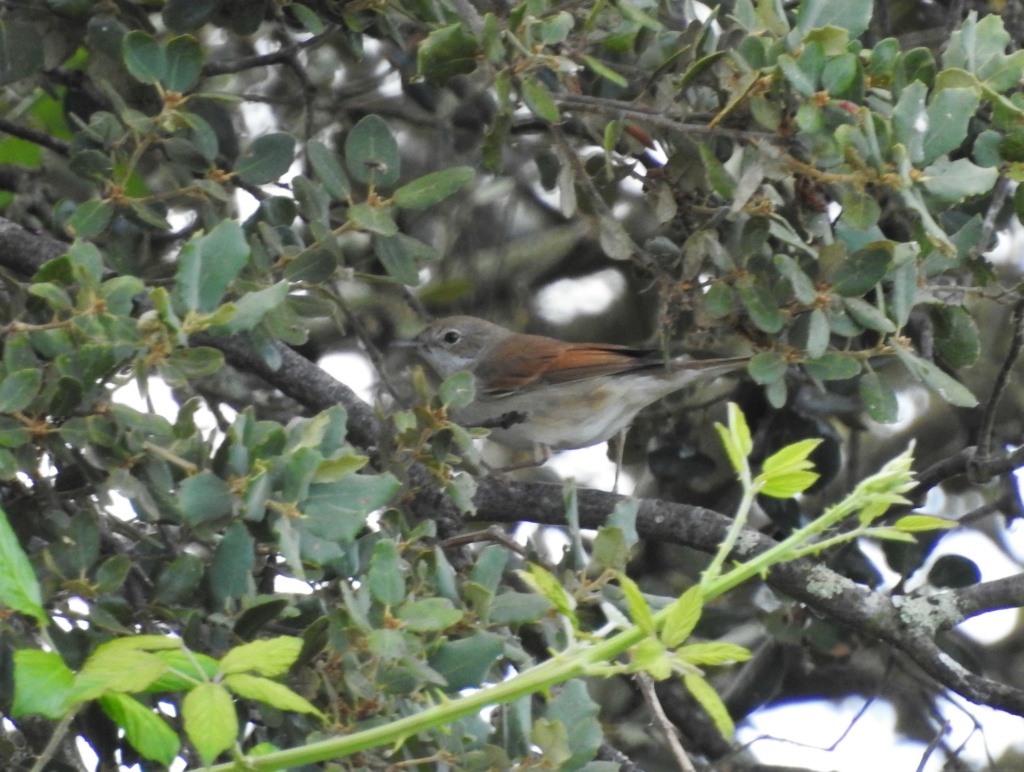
442, 329, 461, 345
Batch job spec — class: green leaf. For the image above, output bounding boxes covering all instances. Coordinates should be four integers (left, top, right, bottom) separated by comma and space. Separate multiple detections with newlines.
921, 157, 998, 203
892, 80, 927, 163
300, 473, 401, 543
183, 682, 237, 764
66, 199, 113, 240
174, 220, 250, 313
416, 22, 481, 84
394, 166, 474, 209
630, 638, 672, 680
859, 370, 899, 423
0, 506, 45, 626
95, 554, 132, 593
0, 20, 43, 86
592, 527, 629, 572
582, 55, 627, 87
224, 673, 324, 717
661, 586, 703, 649
154, 553, 205, 604
368, 540, 405, 607
922, 88, 981, 165
439, 370, 475, 409
307, 140, 350, 200
374, 233, 438, 285
397, 597, 464, 631
715, 402, 752, 475
163, 35, 203, 92
488, 592, 553, 625
803, 353, 862, 380
220, 636, 302, 677
162, 0, 218, 31
122, 31, 166, 85
544, 680, 603, 769
12, 650, 73, 719
166, 347, 225, 378
892, 515, 956, 533
795, 0, 872, 38
619, 574, 654, 635
704, 281, 734, 317
762, 438, 821, 474
893, 347, 978, 407
683, 673, 734, 738
758, 470, 820, 498
756, 438, 821, 497
842, 296, 895, 333
676, 642, 752, 666
0, 369, 41, 414
210, 522, 255, 606
0, 417, 30, 448
748, 351, 788, 385
839, 188, 881, 230
777, 53, 815, 97
348, 202, 398, 236
221, 282, 289, 333
148, 650, 219, 692
522, 76, 561, 123
803, 308, 830, 358
832, 244, 890, 296
289, 3, 325, 33
773, 254, 817, 305
236, 132, 296, 185
532, 718, 571, 766
344, 115, 400, 187
517, 564, 575, 619
736, 275, 784, 333
932, 305, 980, 368
428, 632, 504, 691
178, 471, 233, 525
944, 13, 1012, 84
69, 650, 169, 704
99, 694, 181, 765
467, 544, 507, 596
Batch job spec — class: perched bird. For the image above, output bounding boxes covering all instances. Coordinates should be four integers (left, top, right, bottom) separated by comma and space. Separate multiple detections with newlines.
402, 316, 749, 452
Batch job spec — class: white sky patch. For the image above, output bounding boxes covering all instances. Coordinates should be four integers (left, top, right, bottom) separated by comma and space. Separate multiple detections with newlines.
534, 268, 626, 325
318, 351, 378, 404
547, 443, 636, 495
739, 696, 945, 772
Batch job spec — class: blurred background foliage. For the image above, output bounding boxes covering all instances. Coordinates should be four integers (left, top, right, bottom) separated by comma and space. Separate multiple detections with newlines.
1, 0, 1024, 769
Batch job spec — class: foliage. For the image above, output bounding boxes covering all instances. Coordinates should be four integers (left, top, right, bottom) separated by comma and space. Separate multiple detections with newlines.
0, 0, 1023, 770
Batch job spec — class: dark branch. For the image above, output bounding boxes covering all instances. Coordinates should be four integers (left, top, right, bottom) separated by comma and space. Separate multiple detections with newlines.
0, 117, 71, 156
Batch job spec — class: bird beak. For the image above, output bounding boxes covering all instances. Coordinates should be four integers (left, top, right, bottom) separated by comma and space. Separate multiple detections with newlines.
391, 337, 421, 353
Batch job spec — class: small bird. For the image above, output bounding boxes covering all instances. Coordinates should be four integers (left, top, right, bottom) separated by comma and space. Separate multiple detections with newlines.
402, 315, 749, 452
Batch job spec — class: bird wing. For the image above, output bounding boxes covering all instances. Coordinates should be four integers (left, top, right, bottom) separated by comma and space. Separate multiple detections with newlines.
476, 335, 658, 396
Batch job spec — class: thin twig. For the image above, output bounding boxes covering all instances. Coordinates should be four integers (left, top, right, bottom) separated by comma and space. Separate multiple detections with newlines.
440, 524, 557, 572
975, 175, 1011, 258
334, 292, 405, 402
636, 673, 696, 772
556, 94, 782, 144
202, 32, 331, 77
29, 707, 80, 772
973, 297, 1024, 475
914, 719, 950, 772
